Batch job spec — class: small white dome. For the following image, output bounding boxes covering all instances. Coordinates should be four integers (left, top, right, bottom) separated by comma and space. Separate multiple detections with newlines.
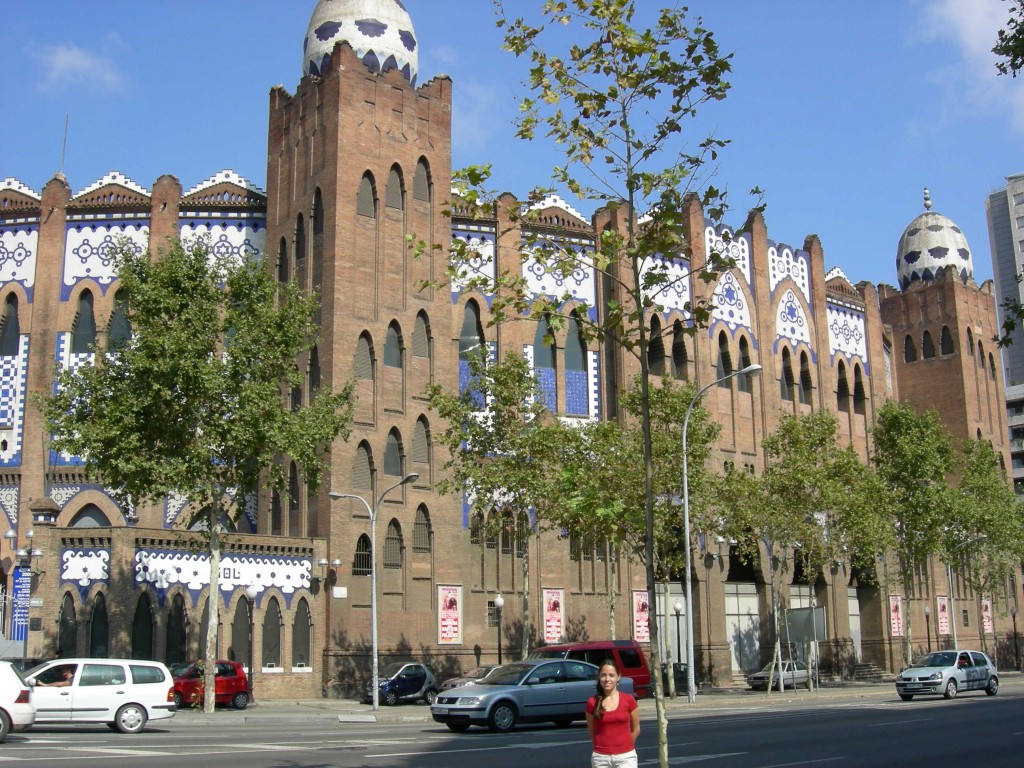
303, 0, 418, 84
895, 189, 973, 291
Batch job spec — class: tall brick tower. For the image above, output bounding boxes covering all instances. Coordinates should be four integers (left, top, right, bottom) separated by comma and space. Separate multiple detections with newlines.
265, 0, 455, 675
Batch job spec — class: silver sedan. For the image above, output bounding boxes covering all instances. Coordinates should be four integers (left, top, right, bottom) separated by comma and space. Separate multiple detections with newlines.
895, 649, 998, 700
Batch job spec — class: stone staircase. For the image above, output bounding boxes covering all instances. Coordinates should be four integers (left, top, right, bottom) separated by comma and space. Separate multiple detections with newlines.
851, 663, 886, 682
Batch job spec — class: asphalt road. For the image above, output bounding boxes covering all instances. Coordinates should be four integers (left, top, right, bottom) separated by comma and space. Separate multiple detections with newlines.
3, 682, 1023, 767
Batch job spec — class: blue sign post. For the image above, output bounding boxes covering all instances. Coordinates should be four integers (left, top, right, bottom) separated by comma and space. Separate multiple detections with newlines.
11, 565, 30, 652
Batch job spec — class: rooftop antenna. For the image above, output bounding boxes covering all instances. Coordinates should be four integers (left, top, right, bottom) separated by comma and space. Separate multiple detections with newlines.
60, 115, 69, 175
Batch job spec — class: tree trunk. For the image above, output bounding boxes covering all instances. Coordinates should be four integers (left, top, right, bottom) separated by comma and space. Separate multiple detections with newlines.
203, 501, 220, 714
520, 531, 530, 660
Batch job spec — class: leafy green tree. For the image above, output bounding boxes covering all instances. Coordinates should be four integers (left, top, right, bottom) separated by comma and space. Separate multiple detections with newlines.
952, 438, 1024, 655
418, 4, 757, 761
427, 350, 563, 658
717, 411, 869, 693
994, 0, 1024, 77
866, 401, 958, 667
40, 237, 354, 711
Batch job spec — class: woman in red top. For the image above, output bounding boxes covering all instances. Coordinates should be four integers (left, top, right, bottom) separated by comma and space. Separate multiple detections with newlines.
585, 659, 640, 768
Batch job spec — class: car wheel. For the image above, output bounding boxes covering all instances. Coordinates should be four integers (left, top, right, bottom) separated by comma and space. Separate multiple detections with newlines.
232, 692, 250, 710
898, 693, 913, 701
172, 692, 184, 708
943, 679, 958, 700
487, 701, 517, 733
114, 704, 148, 734
424, 688, 438, 705
985, 677, 999, 696
446, 722, 471, 732
383, 690, 399, 706
553, 717, 573, 728
0, 710, 10, 743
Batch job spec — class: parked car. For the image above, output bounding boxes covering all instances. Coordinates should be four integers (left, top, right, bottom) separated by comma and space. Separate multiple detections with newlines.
746, 660, 815, 691
440, 665, 498, 691
529, 640, 651, 698
171, 660, 250, 709
0, 660, 35, 742
895, 649, 998, 701
25, 658, 175, 733
364, 662, 437, 706
431, 658, 634, 733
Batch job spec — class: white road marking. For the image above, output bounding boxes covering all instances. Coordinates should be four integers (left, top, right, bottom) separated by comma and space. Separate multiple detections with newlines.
640, 753, 746, 765
63, 748, 176, 757
870, 718, 931, 727
757, 759, 845, 768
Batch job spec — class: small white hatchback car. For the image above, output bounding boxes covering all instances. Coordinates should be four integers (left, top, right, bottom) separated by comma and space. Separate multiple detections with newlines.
26, 659, 176, 733
0, 660, 36, 741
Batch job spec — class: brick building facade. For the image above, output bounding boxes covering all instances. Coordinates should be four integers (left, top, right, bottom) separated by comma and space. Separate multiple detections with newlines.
1, 1, 1020, 697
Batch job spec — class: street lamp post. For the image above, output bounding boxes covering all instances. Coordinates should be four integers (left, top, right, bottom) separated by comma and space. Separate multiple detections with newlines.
330, 472, 419, 711
924, 604, 931, 653
1011, 605, 1019, 670
682, 363, 761, 704
944, 535, 986, 650
244, 584, 258, 702
494, 594, 504, 664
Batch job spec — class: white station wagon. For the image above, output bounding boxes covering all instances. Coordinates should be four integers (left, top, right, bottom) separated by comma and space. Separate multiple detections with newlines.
26, 658, 176, 733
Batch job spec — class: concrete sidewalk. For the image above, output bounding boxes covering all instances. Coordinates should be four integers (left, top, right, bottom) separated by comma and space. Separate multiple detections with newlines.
171, 673, 1024, 726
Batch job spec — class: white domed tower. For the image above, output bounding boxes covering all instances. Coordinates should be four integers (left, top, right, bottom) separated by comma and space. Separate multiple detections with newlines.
895, 188, 974, 291
303, 0, 419, 84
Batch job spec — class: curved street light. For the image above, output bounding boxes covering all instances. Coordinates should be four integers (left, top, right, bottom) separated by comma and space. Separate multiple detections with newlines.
681, 363, 761, 704
330, 472, 419, 711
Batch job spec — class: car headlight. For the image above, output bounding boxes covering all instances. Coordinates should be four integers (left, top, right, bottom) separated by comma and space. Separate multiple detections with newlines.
456, 696, 482, 706
925, 671, 941, 681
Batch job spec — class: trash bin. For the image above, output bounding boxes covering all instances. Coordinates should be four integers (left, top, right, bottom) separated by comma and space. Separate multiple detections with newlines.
661, 662, 688, 691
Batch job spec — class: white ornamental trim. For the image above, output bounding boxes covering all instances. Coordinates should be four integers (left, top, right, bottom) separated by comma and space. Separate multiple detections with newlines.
74, 171, 150, 199
184, 169, 266, 197
61, 549, 110, 585
526, 194, 587, 224
135, 550, 311, 594
1, 178, 40, 200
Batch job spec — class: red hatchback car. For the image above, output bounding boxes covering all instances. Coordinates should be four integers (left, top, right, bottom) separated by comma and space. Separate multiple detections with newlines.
171, 661, 250, 709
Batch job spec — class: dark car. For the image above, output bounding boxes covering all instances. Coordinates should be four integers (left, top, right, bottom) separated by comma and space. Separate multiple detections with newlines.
364, 662, 437, 706
431, 658, 634, 733
171, 660, 251, 709
440, 665, 498, 691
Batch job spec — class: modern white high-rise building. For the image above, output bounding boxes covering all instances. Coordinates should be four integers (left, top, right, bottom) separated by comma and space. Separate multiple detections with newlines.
986, 173, 1024, 384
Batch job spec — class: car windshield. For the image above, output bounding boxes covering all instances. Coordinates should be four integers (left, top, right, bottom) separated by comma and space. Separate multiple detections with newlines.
913, 652, 956, 668
478, 663, 534, 686
380, 662, 408, 678
169, 663, 194, 678
465, 666, 493, 679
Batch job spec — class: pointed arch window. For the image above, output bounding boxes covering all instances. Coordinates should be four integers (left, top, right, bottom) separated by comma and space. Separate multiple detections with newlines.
412, 417, 430, 465
989, 352, 997, 379
386, 166, 404, 210
311, 188, 324, 291
294, 212, 306, 284
940, 326, 954, 355
308, 346, 321, 398
966, 328, 975, 355
853, 365, 866, 416
534, 315, 556, 411
737, 337, 754, 393
72, 290, 97, 354
413, 159, 431, 203
108, 290, 131, 350
384, 322, 403, 368
88, 592, 109, 657
357, 174, 377, 218
648, 316, 665, 376
0, 295, 18, 356
837, 361, 850, 411
565, 313, 588, 416
922, 330, 935, 359
165, 593, 188, 666
353, 534, 372, 575
780, 348, 795, 401
413, 312, 431, 359
292, 598, 312, 668
355, 333, 374, 380
271, 490, 282, 535
131, 593, 154, 659
413, 505, 432, 553
672, 321, 688, 381
799, 351, 813, 405
978, 341, 985, 368
288, 462, 300, 534
230, 597, 251, 668
277, 237, 289, 283
58, 592, 77, 658
716, 332, 733, 385
353, 442, 373, 491
459, 301, 485, 360
70, 504, 110, 527
384, 430, 403, 477
261, 597, 282, 668
383, 520, 403, 568
904, 335, 917, 363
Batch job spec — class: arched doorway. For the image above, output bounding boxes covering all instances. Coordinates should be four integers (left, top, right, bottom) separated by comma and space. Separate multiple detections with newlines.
131, 593, 155, 659
89, 593, 109, 657
57, 593, 78, 657
165, 593, 188, 666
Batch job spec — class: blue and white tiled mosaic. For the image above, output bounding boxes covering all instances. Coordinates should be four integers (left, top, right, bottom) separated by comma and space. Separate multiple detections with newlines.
0, 226, 38, 298
711, 271, 751, 332
641, 255, 691, 318
768, 243, 810, 302
0, 334, 29, 466
827, 300, 868, 366
775, 289, 811, 350
705, 224, 751, 286
62, 221, 148, 300
179, 220, 266, 265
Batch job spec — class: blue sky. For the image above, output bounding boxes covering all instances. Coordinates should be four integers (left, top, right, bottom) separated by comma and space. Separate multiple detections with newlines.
2, 0, 1022, 289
